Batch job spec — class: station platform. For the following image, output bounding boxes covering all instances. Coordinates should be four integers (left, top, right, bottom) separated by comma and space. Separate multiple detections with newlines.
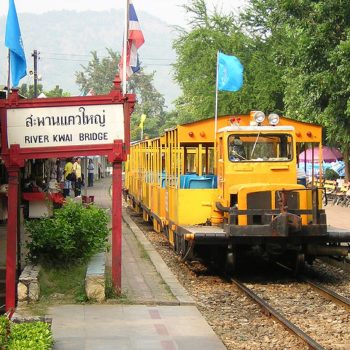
49, 177, 226, 350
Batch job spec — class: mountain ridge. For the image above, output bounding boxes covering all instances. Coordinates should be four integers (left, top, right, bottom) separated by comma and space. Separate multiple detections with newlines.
0, 9, 181, 108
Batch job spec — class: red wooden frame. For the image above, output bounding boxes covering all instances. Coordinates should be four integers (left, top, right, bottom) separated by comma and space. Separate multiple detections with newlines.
0, 79, 135, 312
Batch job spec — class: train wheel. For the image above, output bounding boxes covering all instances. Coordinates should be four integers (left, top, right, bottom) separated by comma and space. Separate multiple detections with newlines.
225, 245, 238, 274
293, 253, 305, 276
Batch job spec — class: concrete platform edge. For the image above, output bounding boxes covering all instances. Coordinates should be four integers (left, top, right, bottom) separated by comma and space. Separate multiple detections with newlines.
122, 209, 195, 306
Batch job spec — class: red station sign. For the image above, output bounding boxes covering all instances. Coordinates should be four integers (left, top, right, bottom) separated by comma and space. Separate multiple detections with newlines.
0, 79, 135, 312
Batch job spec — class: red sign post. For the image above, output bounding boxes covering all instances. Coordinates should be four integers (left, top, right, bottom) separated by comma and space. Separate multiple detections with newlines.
0, 79, 135, 312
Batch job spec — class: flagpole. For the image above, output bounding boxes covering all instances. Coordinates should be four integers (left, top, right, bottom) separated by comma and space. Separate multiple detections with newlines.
7, 50, 11, 98
122, 0, 129, 95
215, 51, 219, 137
214, 51, 219, 172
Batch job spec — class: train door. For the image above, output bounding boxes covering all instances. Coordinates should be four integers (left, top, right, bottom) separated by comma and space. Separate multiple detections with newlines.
217, 136, 225, 202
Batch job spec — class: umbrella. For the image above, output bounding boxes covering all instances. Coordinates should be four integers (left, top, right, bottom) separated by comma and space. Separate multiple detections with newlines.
299, 146, 343, 163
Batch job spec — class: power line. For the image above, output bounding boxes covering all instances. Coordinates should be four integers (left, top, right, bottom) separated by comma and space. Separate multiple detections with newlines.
42, 56, 174, 67
40, 51, 175, 62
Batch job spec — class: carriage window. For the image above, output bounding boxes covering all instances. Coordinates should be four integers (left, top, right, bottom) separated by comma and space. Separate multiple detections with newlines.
185, 148, 197, 173
228, 133, 293, 162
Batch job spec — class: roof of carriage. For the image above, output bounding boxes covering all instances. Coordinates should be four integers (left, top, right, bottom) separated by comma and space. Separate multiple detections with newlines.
132, 113, 322, 146
170, 114, 322, 144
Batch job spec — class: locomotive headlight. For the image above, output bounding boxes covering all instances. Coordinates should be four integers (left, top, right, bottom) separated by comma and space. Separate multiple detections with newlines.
268, 113, 280, 126
253, 111, 265, 124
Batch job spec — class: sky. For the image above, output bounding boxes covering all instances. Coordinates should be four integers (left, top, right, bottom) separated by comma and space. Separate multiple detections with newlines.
0, 0, 248, 105
0, 0, 248, 27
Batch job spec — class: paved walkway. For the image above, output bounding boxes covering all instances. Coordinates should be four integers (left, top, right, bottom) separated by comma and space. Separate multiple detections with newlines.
49, 177, 226, 350
325, 204, 350, 230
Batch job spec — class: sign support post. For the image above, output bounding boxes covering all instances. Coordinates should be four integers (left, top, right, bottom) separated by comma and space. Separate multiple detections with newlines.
112, 161, 122, 290
5, 166, 20, 312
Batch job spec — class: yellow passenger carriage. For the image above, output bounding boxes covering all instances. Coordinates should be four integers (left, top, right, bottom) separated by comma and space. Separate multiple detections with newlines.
124, 111, 350, 272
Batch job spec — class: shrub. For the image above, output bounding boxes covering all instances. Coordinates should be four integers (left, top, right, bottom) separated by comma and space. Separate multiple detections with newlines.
25, 200, 110, 265
0, 318, 52, 350
8, 322, 52, 350
324, 168, 339, 180
0, 315, 10, 348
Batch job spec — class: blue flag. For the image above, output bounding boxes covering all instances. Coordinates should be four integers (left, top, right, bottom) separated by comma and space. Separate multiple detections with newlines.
5, 0, 27, 87
217, 52, 243, 92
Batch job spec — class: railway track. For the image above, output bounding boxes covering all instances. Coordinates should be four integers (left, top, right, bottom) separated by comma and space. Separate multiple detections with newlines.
320, 256, 350, 273
230, 278, 325, 350
231, 269, 350, 350
128, 209, 350, 349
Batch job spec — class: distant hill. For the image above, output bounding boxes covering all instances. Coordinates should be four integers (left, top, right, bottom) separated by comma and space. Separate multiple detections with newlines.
0, 9, 181, 108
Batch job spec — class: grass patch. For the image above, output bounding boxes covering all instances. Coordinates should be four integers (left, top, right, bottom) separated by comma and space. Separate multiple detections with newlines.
26, 299, 51, 317
105, 272, 118, 300
161, 280, 174, 297
105, 270, 131, 304
136, 240, 151, 261
39, 262, 88, 304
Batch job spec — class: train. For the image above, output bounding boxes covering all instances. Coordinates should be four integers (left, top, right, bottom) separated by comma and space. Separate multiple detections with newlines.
123, 111, 350, 273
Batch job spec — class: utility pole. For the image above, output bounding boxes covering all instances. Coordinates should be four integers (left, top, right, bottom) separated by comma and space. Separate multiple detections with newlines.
32, 50, 39, 98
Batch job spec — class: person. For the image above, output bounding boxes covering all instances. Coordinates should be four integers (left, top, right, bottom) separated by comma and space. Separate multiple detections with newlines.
72, 157, 82, 197
63, 158, 73, 198
297, 166, 307, 186
230, 136, 246, 161
98, 162, 103, 179
88, 159, 94, 187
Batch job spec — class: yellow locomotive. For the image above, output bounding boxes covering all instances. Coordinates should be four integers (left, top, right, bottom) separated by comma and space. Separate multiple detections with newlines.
124, 111, 350, 272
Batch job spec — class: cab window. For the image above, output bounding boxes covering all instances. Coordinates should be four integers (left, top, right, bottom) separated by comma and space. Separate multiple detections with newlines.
228, 133, 293, 162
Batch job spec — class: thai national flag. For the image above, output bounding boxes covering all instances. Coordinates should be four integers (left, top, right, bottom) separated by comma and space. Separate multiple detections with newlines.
119, 0, 145, 81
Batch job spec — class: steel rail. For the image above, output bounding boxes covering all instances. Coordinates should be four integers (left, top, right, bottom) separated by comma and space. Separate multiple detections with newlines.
230, 278, 325, 350
302, 278, 350, 312
320, 256, 350, 273
276, 261, 350, 312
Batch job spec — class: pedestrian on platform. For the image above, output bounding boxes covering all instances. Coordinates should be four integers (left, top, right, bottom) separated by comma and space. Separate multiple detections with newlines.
63, 158, 73, 198
88, 159, 94, 187
73, 157, 82, 197
98, 162, 102, 179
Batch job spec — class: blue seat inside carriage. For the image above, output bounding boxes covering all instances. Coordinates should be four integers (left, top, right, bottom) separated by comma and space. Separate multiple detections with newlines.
188, 178, 213, 189
180, 174, 218, 189
160, 173, 218, 189
204, 174, 218, 188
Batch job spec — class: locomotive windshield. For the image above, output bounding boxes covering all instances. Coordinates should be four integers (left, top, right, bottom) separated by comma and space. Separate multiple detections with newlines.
228, 133, 293, 162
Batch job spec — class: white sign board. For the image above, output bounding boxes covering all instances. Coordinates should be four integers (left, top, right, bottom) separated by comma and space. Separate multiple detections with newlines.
7, 104, 124, 148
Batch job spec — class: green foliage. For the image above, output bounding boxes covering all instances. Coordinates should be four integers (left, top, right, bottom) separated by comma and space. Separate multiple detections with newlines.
0, 317, 52, 350
44, 85, 71, 98
105, 271, 119, 300
324, 168, 339, 181
25, 200, 110, 265
40, 263, 88, 303
8, 322, 52, 350
19, 84, 44, 98
241, 0, 350, 178
19, 84, 70, 98
173, 0, 284, 122
75, 49, 176, 140
75, 49, 119, 95
0, 315, 10, 348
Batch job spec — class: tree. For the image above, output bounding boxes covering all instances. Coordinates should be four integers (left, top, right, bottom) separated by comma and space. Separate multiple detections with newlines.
75, 48, 175, 141
75, 49, 119, 95
173, 0, 284, 123
19, 83, 70, 98
45, 85, 71, 97
19, 84, 43, 98
243, 0, 350, 179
